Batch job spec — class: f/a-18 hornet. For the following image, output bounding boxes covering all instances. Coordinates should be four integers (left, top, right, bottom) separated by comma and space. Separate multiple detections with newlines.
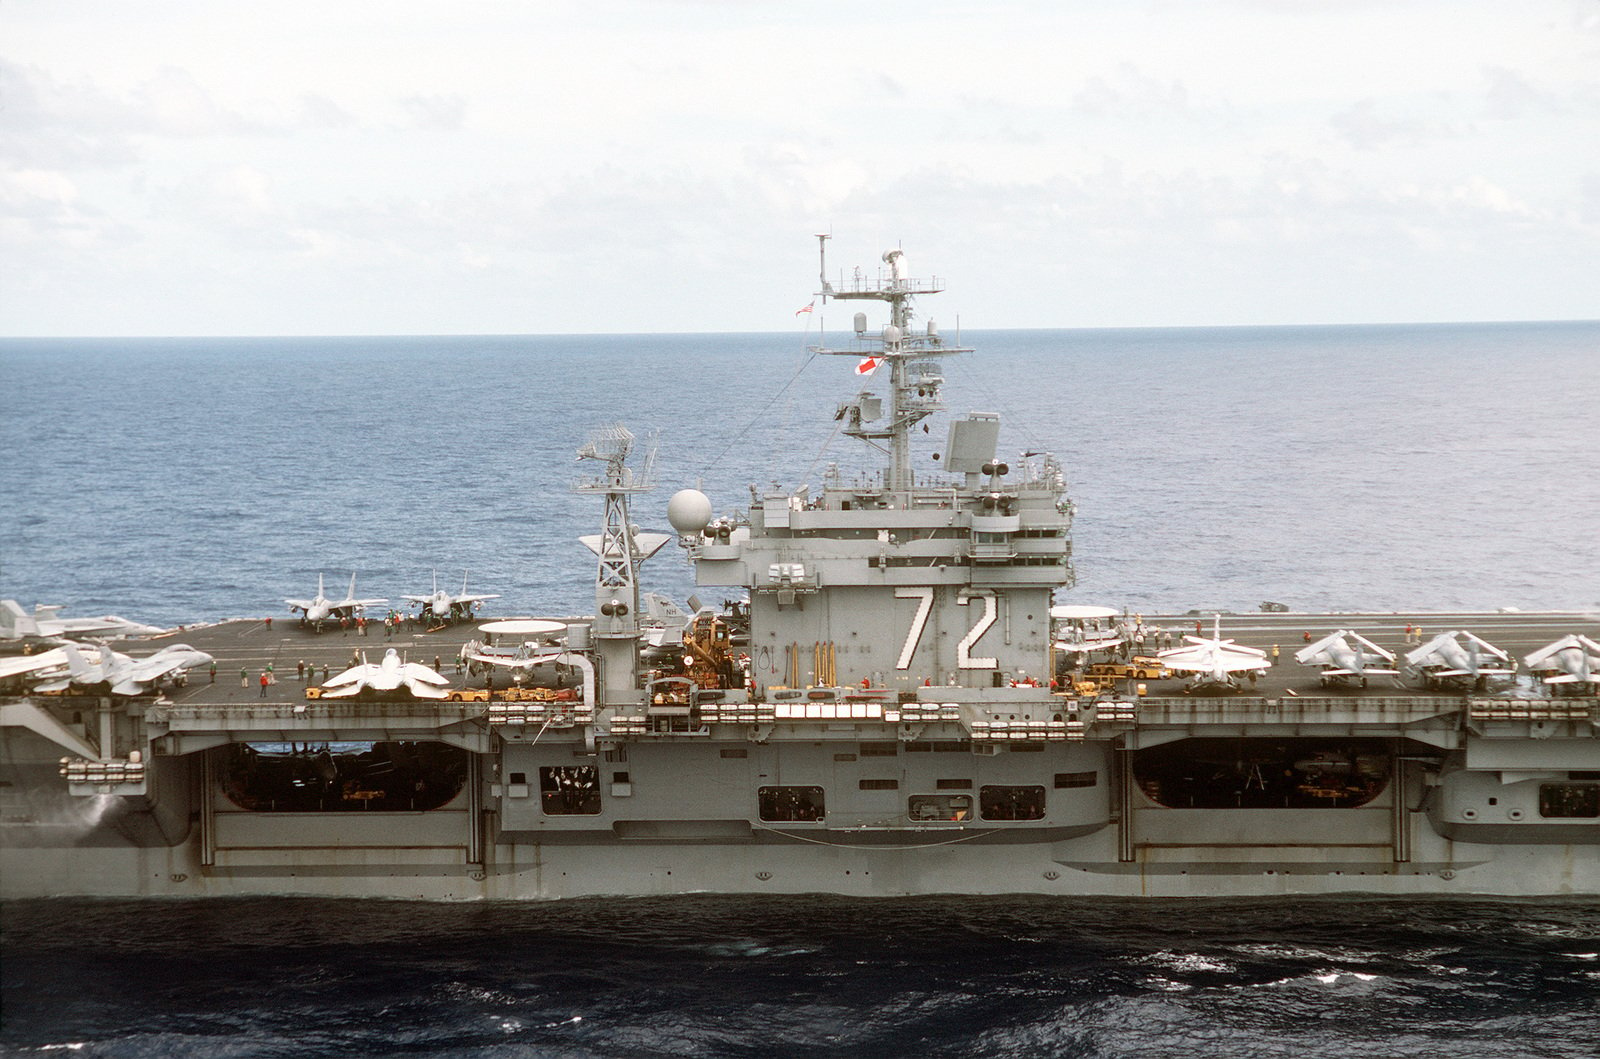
0, 599, 162, 642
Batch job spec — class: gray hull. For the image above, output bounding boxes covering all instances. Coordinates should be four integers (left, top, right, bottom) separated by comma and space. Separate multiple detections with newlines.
5, 678, 1596, 900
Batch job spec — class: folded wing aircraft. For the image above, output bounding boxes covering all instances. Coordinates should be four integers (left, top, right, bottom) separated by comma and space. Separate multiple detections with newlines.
1295, 630, 1399, 688
0, 647, 71, 687
1052, 631, 1127, 656
1522, 634, 1600, 691
1049, 604, 1126, 656
1156, 615, 1269, 693
1405, 630, 1515, 689
403, 570, 500, 624
319, 649, 451, 699
286, 573, 388, 629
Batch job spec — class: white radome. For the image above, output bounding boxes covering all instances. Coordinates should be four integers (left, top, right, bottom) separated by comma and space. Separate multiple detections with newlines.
667, 489, 713, 535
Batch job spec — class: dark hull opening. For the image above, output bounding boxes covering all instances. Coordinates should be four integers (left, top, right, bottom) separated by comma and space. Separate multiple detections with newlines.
221, 741, 468, 812
1133, 737, 1390, 809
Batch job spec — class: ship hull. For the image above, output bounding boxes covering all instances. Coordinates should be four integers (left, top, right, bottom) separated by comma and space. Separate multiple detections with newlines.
3, 826, 1593, 900
5, 685, 1595, 901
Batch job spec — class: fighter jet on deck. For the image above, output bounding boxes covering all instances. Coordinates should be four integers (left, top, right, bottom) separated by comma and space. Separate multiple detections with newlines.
0, 647, 71, 688
403, 570, 500, 624
1523, 634, 1600, 693
1405, 630, 1516, 690
1295, 630, 1400, 688
1156, 615, 1270, 694
286, 573, 388, 630
319, 649, 451, 699
0, 600, 162, 642
33, 643, 214, 696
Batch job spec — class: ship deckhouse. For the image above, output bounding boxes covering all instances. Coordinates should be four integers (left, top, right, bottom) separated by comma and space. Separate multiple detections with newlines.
673, 240, 1075, 694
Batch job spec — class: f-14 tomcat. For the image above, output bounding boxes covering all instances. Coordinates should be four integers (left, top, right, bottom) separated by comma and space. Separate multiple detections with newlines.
285, 572, 386, 630
1, 239, 1595, 900
403, 570, 500, 625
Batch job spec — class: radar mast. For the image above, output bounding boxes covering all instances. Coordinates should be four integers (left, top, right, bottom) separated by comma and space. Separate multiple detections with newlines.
810, 235, 972, 494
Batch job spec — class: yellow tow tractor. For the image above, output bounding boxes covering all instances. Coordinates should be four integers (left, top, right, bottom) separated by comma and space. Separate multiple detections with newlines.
1084, 657, 1170, 682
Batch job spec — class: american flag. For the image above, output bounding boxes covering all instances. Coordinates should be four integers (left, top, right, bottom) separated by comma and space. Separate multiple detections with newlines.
855, 356, 882, 376
794, 301, 814, 316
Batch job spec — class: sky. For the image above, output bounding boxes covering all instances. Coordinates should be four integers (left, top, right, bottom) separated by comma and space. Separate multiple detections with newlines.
3, 0, 1597, 336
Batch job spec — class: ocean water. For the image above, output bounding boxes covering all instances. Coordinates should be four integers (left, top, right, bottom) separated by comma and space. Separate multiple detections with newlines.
2, 322, 1598, 628
3, 323, 1600, 1056
3, 896, 1598, 1058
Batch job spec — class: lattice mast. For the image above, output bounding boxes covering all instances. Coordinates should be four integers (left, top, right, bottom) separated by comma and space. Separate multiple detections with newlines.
574, 424, 656, 699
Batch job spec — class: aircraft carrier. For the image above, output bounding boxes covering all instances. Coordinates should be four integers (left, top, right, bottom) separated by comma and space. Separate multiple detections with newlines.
2, 241, 1596, 900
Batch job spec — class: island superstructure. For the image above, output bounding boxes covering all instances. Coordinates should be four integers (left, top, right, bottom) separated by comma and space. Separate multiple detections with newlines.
1, 241, 1595, 899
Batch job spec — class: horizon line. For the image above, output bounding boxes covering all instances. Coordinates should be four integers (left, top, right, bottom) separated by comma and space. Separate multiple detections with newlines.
3, 317, 1596, 342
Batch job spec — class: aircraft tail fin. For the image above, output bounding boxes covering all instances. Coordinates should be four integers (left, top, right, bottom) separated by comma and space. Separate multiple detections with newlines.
61, 644, 93, 679
0, 600, 35, 639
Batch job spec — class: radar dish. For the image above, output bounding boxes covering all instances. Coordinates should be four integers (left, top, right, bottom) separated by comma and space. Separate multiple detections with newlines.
573, 423, 656, 493
576, 423, 634, 465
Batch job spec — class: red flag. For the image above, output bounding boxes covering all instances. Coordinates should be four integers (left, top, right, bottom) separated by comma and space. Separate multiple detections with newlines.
855, 356, 882, 376
794, 301, 814, 316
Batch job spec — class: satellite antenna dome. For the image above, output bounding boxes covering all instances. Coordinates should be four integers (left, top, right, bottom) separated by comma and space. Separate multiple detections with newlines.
853, 312, 868, 335
667, 489, 714, 535
883, 324, 902, 346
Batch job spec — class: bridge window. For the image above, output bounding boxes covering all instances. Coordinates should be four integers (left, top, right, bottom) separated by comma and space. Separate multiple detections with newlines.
758, 785, 825, 822
979, 785, 1046, 820
540, 765, 601, 815
1539, 783, 1599, 818
1055, 771, 1099, 789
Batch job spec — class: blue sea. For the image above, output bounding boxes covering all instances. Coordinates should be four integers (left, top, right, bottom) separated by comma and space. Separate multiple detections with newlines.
2, 322, 1599, 1057
2, 322, 1598, 627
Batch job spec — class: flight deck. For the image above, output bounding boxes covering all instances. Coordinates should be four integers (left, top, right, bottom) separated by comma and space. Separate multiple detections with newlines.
119, 608, 1600, 710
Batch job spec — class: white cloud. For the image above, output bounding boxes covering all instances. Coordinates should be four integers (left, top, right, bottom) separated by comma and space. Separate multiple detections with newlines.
1, 0, 1595, 335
